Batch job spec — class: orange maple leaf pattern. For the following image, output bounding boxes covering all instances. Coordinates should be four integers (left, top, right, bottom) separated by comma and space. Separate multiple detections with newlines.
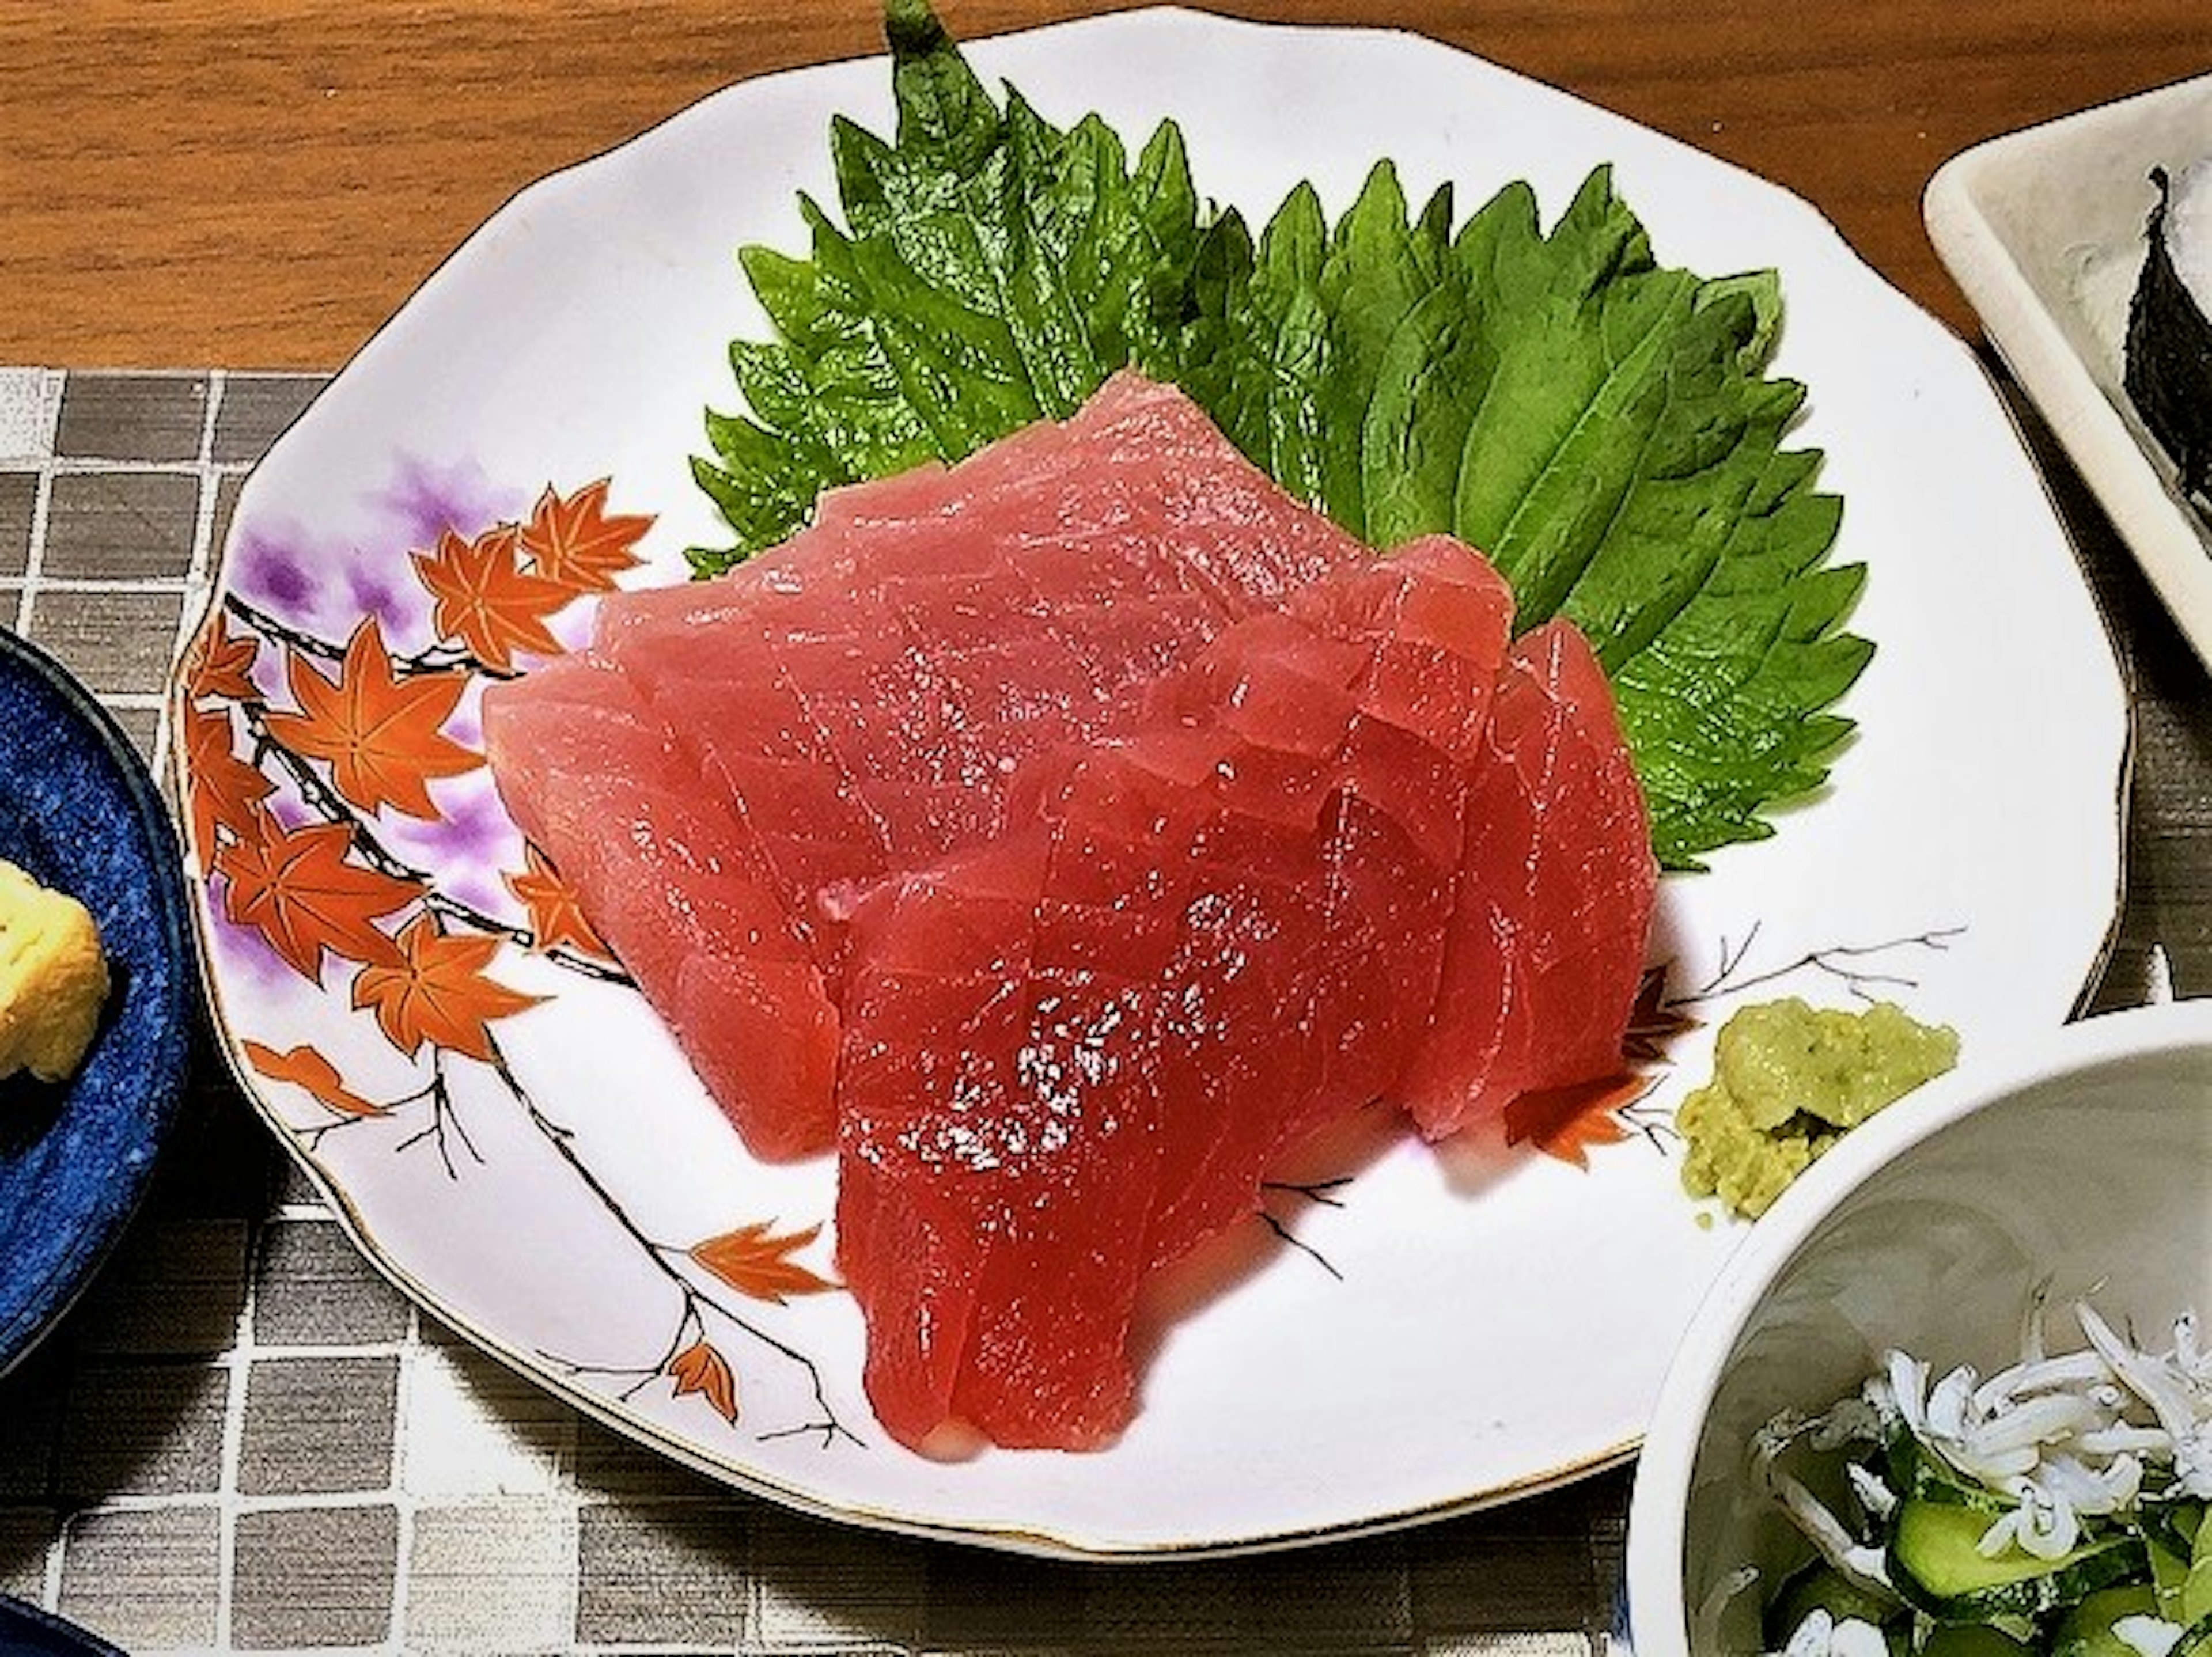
181, 703, 275, 859
241, 1040, 388, 1119
213, 816, 418, 980
412, 524, 570, 674
520, 479, 652, 594
667, 1340, 739, 1424
351, 912, 544, 1061
1502, 1072, 1650, 1170
184, 609, 261, 704
503, 844, 610, 958
262, 618, 480, 820
688, 1221, 839, 1305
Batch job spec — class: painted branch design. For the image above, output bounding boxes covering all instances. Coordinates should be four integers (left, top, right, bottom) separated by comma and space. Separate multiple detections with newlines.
184, 477, 854, 1446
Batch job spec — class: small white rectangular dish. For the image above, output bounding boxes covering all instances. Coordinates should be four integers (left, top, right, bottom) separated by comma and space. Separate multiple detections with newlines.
1926, 73, 2212, 666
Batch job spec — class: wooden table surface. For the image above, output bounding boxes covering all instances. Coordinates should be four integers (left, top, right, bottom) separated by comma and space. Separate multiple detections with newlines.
2, 0, 2206, 371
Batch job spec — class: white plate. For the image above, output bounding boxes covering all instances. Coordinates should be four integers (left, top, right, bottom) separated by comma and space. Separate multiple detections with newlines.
1925, 73, 2212, 669
169, 8, 2126, 1557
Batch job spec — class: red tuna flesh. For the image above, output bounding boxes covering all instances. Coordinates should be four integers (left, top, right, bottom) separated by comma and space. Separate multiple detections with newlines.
482, 653, 839, 1139
833, 537, 1656, 1451
1391, 619, 1658, 1137
482, 373, 1368, 1159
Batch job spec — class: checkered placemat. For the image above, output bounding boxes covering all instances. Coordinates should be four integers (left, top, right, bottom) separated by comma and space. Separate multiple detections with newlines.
0, 369, 1630, 1655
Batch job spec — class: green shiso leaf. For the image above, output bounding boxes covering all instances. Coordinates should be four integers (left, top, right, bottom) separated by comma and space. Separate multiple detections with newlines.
691, 0, 1203, 570
690, 0, 1869, 869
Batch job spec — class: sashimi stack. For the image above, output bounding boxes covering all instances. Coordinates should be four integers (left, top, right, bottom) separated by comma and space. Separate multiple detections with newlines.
482, 371, 1658, 1453
487, 373, 1365, 1160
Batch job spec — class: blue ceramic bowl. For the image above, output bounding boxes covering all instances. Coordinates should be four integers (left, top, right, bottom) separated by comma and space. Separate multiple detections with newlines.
0, 1591, 127, 1656
0, 627, 194, 1375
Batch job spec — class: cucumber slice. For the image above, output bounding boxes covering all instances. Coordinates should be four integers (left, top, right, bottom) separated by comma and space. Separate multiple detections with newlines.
1889, 1499, 2145, 1621
2172, 1612, 2212, 1657
2146, 1504, 2212, 1624
2146, 1501, 2209, 1565
1766, 1561, 1903, 1642
1765, 1561, 1903, 1647
2189, 1508, 2212, 1626
2051, 1584, 2164, 1657
1919, 1624, 2036, 1657
1887, 1440, 2012, 1517
2154, 1534, 2192, 1621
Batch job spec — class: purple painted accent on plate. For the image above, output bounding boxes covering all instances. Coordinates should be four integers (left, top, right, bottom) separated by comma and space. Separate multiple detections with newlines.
230, 517, 400, 645
446, 703, 483, 750
345, 564, 412, 635
387, 784, 516, 914
230, 457, 527, 645
249, 647, 289, 703
233, 524, 319, 612
374, 454, 525, 552
207, 899, 298, 991
548, 602, 598, 654
267, 793, 319, 835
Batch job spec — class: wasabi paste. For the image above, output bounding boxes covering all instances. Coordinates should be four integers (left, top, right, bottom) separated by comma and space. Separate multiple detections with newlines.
1677, 998, 1958, 1221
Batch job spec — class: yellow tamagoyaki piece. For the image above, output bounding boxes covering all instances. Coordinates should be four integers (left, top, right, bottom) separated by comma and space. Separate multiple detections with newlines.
0, 856, 109, 1084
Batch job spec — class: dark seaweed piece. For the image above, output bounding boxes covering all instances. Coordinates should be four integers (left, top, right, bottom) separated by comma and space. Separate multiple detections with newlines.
2124, 165, 2212, 507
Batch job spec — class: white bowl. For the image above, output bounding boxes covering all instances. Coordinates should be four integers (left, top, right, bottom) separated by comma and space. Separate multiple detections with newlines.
1624, 1000, 2212, 1657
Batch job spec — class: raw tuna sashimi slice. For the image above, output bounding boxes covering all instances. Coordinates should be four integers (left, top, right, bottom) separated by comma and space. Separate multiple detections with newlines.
1392, 619, 1657, 1138
483, 372, 1370, 1161
480, 655, 838, 1153
835, 539, 1545, 1451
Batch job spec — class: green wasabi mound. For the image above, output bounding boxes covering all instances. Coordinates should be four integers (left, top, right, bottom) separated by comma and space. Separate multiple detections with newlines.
1677, 996, 1957, 1220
